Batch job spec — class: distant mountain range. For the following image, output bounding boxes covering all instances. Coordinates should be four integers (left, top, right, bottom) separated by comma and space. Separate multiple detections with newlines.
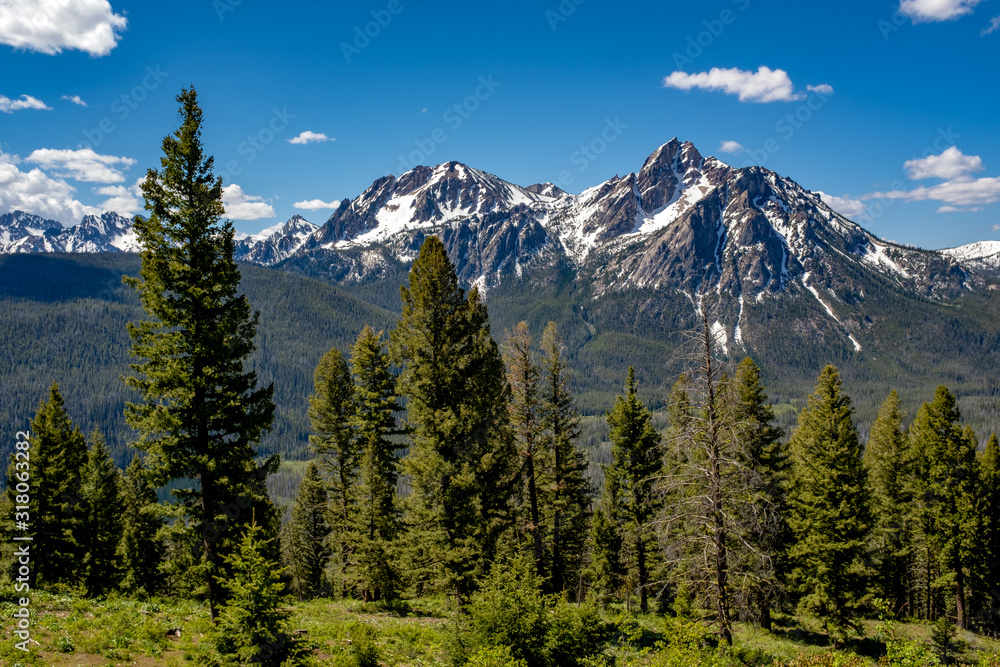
4, 139, 1000, 440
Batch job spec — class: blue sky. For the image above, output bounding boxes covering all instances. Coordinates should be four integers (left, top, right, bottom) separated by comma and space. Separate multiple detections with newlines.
0, 0, 998, 249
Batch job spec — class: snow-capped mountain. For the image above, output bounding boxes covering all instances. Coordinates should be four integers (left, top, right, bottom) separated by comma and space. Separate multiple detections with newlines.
0, 211, 64, 252
0, 211, 137, 253
942, 240, 1000, 275
279, 139, 969, 300
0, 139, 988, 345
235, 214, 318, 266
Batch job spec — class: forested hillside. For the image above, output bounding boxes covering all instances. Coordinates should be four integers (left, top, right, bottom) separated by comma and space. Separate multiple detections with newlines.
0, 252, 395, 467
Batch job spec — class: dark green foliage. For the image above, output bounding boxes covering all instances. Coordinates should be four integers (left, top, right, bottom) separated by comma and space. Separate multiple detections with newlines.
502, 321, 546, 576
79, 430, 123, 595
347, 623, 380, 667
390, 236, 514, 600
123, 87, 278, 619
864, 391, 913, 617
0, 252, 398, 470
973, 434, 1000, 633
213, 519, 300, 666
787, 365, 871, 644
308, 344, 358, 594
285, 460, 332, 599
118, 455, 165, 597
908, 387, 978, 628
587, 506, 624, 604
350, 326, 404, 602
464, 552, 607, 667
730, 357, 788, 629
602, 366, 662, 612
538, 322, 591, 596
7, 383, 87, 587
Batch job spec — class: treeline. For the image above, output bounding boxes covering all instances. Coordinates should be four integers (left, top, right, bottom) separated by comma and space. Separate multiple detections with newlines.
4, 227, 1000, 665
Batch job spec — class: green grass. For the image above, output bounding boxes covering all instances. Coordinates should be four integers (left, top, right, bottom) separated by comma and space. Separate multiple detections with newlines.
3, 590, 999, 666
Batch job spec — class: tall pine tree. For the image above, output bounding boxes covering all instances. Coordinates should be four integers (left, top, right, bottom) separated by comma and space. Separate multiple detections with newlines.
7, 383, 87, 587
787, 365, 871, 645
973, 433, 1000, 634
307, 345, 358, 595
604, 366, 662, 613
502, 321, 545, 575
285, 460, 333, 599
908, 387, 978, 629
350, 326, 404, 601
79, 430, 123, 596
864, 390, 913, 618
390, 235, 514, 601
124, 87, 277, 620
119, 455, 165, 597
538, 322, 590, 596
730, 357, 787, 631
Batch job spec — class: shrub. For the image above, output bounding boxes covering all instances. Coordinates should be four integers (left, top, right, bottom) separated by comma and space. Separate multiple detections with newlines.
466, 645, 529, 667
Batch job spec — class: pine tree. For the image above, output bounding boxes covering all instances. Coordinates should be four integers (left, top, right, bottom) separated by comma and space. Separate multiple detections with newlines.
79, 430, 123, 596
502, 321, 545, 575
214, 518, 300, 666
7, 383, 87, 587
123, 87, 277, 620
350, 326, 404, 602
307, 345, 358, 595
786, 365, 871, 645
864, 390, 913, 618
587, 506, 624, 605
119, 455, 165, 597
286, 460, 333, 599
908, 387, 978, 629
390, 235, 514, 601
973, 433, 1000, 634
604, 366, 662, 613
730, 357, 787, 631
538, 322, 590, 596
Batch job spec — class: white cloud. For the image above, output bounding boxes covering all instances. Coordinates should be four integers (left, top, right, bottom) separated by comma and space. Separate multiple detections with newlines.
61, 94, 87, 107
0, 151, 97, 223
287, 131, 333, 145
817, 192, 869, 218
0, 0, 127, 56
222, 184, 275, 220
900, 0, 985, 22
937, 205, 981, 212
904, 146, 983, 179
0, 94, 51, 112
982, 14, 1000, 34
807, 83, 835, 95
869, 177, 1000, 207
93, 177, 144, 215
293, 199, 341, 210
26, 147, 136, 183
662, 66, 829, 103
718, 140, 745, 154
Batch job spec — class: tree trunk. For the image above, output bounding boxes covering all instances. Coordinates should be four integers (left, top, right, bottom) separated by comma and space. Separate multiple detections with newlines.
636, 528, 648, 613
526, 448, 544, 576
956, 563, 967, 629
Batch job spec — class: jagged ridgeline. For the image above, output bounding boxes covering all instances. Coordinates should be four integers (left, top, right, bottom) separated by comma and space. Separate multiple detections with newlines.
3, 138, 1000, 471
